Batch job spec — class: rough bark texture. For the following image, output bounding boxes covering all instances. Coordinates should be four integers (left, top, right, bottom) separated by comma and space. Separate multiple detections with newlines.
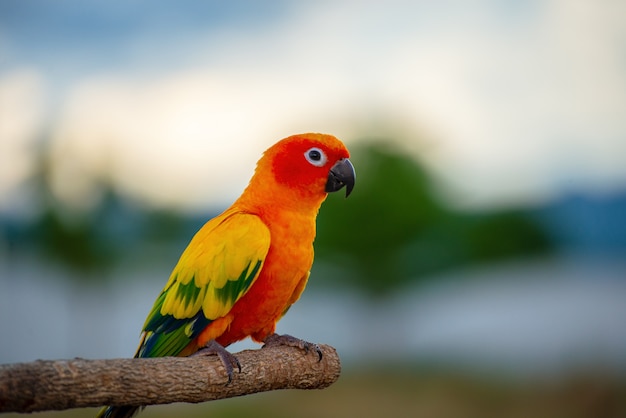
0, 344, 341, 413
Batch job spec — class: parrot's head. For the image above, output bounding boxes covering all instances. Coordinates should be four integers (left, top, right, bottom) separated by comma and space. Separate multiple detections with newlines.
244, 133, 355, 210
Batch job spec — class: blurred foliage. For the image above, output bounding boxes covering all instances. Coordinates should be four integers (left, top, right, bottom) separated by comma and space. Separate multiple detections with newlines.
9, 191, 200, 279
1, 138, 553, 290
315, 140, 554, 295
31, 203, 117, 274
1, 159, 199, 278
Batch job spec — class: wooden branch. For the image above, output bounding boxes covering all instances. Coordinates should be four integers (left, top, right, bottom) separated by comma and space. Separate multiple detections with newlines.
0, 344, 341, 413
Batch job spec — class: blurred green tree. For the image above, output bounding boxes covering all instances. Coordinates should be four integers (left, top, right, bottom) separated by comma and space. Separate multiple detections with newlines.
315, 140, 553, 296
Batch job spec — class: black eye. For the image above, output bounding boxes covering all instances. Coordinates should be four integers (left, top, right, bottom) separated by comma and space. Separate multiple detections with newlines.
304, 147, 327, 167
309, 150, 321, 161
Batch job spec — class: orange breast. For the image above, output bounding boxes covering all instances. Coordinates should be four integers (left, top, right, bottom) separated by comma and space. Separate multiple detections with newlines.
197, 208, 316, 348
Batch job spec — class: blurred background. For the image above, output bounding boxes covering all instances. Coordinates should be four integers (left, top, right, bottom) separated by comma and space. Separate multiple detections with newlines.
1, 1, 625, 417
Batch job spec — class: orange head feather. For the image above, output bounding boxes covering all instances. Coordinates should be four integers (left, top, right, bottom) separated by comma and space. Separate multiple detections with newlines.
237, 133, 355, 212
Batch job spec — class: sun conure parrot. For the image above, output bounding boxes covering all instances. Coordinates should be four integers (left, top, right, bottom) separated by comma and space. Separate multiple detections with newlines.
97, 133, 355, 418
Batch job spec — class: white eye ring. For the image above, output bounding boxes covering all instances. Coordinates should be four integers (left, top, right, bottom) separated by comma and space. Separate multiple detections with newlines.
304, 147, 327, 167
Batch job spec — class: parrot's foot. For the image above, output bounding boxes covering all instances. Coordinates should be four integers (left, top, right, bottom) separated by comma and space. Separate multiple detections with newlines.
192, 339, 241, 384
263, 333, 323, 361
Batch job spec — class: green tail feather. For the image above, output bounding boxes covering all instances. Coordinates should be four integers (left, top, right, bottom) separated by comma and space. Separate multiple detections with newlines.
96, 405, 143, 418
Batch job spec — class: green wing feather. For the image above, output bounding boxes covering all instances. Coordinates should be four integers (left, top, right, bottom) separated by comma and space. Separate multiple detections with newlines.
135, 210, 270, 358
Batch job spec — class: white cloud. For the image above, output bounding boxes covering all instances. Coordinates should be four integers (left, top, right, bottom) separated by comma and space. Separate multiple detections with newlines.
340, 0, 626, 207
7, 0, 626, 210
48, 69, 359, 210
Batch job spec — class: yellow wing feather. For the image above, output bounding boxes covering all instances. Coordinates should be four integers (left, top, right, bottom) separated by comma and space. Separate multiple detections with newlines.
136, 210, 271, 359
159, 210, 270, 321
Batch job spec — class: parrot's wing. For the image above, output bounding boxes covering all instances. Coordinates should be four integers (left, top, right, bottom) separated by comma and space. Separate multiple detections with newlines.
135, 211, 270, 358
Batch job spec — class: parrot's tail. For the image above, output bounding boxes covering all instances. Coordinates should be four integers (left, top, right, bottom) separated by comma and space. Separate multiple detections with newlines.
96, 405, 143, 418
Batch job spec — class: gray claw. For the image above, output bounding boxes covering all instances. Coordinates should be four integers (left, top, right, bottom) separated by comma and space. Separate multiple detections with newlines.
192, 339, 241, 384
263, 333, 323, 362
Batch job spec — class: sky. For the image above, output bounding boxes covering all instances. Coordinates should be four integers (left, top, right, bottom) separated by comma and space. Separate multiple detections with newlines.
1, 0, 625, 213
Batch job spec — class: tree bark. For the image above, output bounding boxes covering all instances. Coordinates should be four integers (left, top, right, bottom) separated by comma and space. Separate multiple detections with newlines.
0, 344, 341, 413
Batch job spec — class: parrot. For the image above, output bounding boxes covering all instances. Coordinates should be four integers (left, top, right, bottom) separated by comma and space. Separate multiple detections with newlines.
97, 133, 355, 418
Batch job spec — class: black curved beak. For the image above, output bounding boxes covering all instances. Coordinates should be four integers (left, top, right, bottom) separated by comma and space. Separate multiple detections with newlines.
325, 158, 355, 197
